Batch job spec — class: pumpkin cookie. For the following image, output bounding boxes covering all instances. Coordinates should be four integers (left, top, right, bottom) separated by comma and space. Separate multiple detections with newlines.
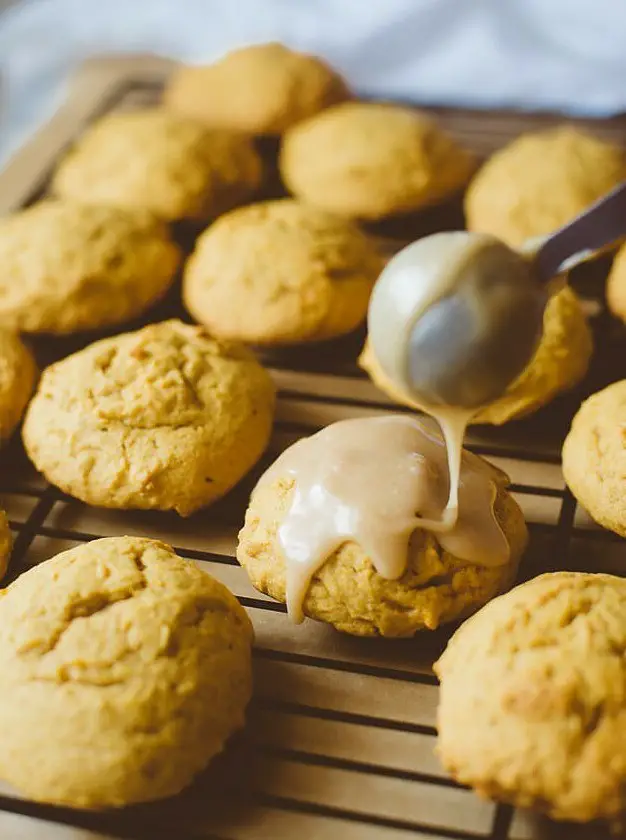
606, 243, 626, 323
52, 109, 262, 221
435, 572, 626, 823
164, 43, 350, 134
360, 285, 592, 425
183, 199, 383, 345
279, 102, 476, 220
465, 127, 626, 248
237, 417, 527, 637
0, 536, 253, 807
22, 320, 275, 515
563, 379, 626, 536
0, 200, 180, 335
0, 329, 36, 441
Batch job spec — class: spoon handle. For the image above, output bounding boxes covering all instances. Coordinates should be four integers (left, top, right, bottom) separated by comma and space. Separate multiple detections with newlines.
533, 180, 626, 282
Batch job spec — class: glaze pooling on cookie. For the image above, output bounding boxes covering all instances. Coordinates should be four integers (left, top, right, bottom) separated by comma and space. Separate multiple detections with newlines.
255, 415, 510, 621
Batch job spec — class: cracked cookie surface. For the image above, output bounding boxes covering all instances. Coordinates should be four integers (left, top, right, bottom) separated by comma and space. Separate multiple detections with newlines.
563, 379, 626, 536
434, 572, 626, 823
52, 109, 262, 221
0, 536, 253, 807
360, 285, 592, 426
237, 470, 527, 637
22, 319, 275, 514
164, 43, 350, 135
183, 199, 383, 345
0, 200, 180, 334
465, 127, 626, 248
0, 329, 37, 440
279, 102, 476, 220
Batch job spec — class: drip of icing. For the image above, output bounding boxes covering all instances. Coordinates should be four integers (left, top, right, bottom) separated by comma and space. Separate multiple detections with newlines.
255, 415, 510, 622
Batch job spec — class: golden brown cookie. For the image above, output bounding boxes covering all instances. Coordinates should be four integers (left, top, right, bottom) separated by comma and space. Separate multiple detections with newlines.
0, 511, 11, 581
22, 320, 275, 515
0, 200, 180, 335
0, 536, 253, 807
360, 285, 592, 425
279, 102, 476, 220
562, 379, 626, 535
183, 199, 383, 345
237, 442, 527, 638
51, 109, 262, 221
465, 127, 626, 248
606, 243, 626, 322
0, 329, 36, 441
434, 572, 626, 823
164, 43, 350, 134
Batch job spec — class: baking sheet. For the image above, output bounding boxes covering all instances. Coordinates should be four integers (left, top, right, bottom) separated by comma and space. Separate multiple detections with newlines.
0, 53, 625, 840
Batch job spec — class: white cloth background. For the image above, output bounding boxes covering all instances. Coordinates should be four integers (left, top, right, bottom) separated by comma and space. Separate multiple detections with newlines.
1, 0, 626, 164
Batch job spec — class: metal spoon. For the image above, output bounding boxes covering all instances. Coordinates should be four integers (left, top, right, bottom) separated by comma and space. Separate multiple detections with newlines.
368, 181, 626, 410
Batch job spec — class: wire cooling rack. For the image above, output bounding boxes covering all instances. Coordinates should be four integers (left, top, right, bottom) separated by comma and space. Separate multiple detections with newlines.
0, 54, 625, 840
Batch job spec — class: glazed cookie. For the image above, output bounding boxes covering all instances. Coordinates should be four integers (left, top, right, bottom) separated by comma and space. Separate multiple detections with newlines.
563, 379, 626, 536
52, 109, 262, 221
0, 329, 36, 441
279, 102, 476, 220
22, 320, 275, 515
183, 199, 383, 345
434, 572, 626, 823
0, 200, 180, 335
237, 418, 528, 637
360, 285, 592, 425
465, 127, 626, 248
0, 537, 253, 807
164, 43, 350, 134
0, 511, 11, 581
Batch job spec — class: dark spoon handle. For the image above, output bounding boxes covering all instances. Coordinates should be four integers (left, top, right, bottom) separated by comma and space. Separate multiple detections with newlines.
534, 180, 626, 282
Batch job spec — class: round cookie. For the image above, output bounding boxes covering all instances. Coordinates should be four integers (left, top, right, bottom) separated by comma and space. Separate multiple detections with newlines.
434, 572, 626, 823
0, 329, 37, 441
606, 243, 626, 323
237, 452, 527, 638
164, 43, 350, 135
0, 536, 253, 807
279, 102, 476, 220
0, 511, 11, 581
465, 127, 626, 248
562, 379, 626, 536
360, 285, 592, 425
0, 200, 180, 335
183, 199, 384, 345
22, 319, 275, 515
51, 109, 262, 221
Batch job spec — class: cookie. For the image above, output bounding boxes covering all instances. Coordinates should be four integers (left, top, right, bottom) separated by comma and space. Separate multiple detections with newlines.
183, 199, 383, 345
237, 432, 527, 637
0, 511, 11, 581
51, 109, 262, 221
22, 320, 275, 515
164, 43, 350, 135
279, 102, 476, 220
360, 285, 592, 425
0, 200, 180, 335
0, 536, 253, 807
0, 329, 37, 441
434, 572, 626, 823
465, 127, 626, 248
562, 379, 626, 535
606, 242, 626, 323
